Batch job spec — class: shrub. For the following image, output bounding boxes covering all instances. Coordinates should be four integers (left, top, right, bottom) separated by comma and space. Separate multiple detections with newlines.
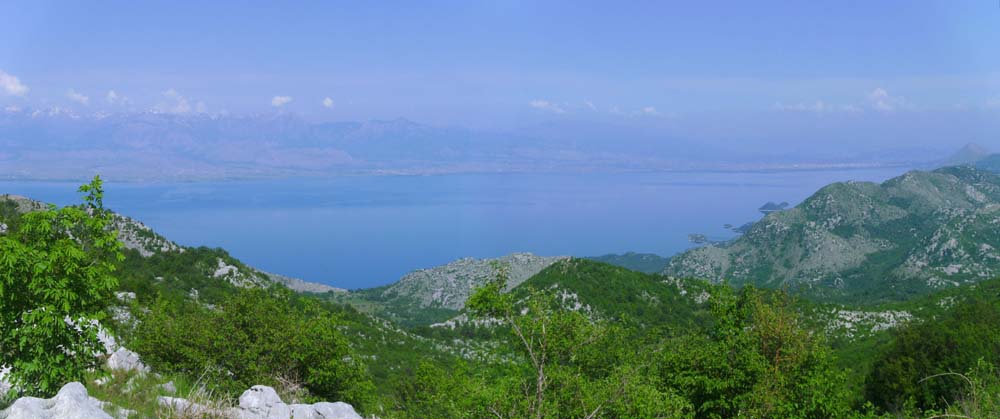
659, 287, 857, 419
0, 176, 123, 396
131, 286, 374, 410
865, 295, 1000, 412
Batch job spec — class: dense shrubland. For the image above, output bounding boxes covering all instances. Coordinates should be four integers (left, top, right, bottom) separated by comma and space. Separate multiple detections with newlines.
129, 286, 375, 410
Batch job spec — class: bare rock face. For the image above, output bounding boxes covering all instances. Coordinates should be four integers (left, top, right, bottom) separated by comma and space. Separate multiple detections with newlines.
0, 382, 112, 419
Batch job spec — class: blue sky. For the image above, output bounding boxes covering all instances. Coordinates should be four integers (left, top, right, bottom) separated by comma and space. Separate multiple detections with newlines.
1, 1, 998, 136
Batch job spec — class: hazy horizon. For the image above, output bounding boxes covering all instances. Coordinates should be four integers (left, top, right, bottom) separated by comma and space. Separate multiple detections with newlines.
2, 1, 999, 181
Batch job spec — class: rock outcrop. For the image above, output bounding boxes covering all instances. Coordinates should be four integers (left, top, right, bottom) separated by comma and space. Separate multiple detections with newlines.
0, 382, 363, 419
0, 382, 114, 419
159, 385, 362, 419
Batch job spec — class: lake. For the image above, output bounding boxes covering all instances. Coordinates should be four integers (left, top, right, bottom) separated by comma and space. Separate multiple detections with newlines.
0, 167, 912, 289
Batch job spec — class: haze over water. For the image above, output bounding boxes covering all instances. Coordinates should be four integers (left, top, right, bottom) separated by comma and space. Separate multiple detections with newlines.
0, 167, 910, 289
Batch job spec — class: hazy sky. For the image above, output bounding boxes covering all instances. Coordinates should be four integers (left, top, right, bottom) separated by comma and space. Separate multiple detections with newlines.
1, 1, 998, 147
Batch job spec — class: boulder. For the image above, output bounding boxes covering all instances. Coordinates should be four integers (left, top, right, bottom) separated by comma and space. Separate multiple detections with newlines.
0, 382, 112, 419
105, 348, 148, 373
158, 385, 363, 419
235, 385, 362, 419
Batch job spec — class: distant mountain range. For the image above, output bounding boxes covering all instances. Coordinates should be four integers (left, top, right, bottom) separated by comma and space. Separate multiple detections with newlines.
0, 109, 947, 181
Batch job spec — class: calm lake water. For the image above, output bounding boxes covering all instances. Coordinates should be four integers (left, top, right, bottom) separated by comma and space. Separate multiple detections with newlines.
0, 168, 911, 289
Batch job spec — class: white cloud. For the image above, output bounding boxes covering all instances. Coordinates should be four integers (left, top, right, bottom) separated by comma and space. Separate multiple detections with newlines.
584, 100, 597, 111
987, 96, 1000, 109
271, 96, 293, 107
322, 97, 335, 108
196, 101, 207, 113
866, 87, 909, 111
0, 70, 28, 96
774, 101, 833, 113
529, 99, 566, 114
4, 105, 21, 113
66, 89, 90, 105
105, 90, 130, 105
773, 99, 864, 114
640, 106, 660, 116
157, 88, 191, 114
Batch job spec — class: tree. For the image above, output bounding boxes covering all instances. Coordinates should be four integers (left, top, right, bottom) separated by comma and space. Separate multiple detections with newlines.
466, 262, 691, 419
0, 176, 123, 396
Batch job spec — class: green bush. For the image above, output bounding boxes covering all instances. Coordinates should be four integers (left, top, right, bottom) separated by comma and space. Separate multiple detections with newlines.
464, 262, 693, 419
131, 286, 375, 410
659, 287, 858, 419
0, 176, 123, 396
865, 295, 1000, 412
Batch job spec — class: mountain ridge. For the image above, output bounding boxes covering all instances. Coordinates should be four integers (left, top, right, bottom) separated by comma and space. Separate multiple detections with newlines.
664, 166, 1000, 302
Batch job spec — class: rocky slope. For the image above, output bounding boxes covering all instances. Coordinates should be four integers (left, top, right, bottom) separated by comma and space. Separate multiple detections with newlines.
372, 252, 568, 310
335, 253, 567, 327
664, 166, 1000, 302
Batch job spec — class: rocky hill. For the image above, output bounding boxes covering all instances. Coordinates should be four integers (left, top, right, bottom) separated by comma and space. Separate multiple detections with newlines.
377, 253, 567, 310
337, 253, 567, 326
664, 166, 1000, 302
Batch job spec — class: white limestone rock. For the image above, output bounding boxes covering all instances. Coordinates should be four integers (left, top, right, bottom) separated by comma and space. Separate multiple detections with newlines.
0, 382, 112, 419
106, 348, 148, 373
159, 385, 363, 419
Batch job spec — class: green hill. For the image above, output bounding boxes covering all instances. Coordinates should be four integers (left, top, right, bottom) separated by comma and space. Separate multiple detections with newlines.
665, 166, 1000, 303
584, 252, 671, 274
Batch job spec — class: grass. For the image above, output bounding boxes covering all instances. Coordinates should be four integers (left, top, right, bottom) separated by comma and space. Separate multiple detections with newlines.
84, 368, 235, 419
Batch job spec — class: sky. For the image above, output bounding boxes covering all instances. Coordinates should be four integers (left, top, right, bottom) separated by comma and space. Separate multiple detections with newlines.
0, 1, 998, 145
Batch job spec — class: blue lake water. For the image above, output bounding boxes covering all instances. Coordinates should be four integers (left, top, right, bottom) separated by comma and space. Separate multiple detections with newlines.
0, 168, 911, 289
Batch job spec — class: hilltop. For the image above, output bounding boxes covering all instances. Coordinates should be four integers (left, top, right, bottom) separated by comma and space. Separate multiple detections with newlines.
335, 253, 567, 326
665, 166, 1000, 303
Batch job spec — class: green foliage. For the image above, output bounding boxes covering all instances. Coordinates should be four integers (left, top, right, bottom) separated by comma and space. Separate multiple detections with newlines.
935, 359, 1000, 418
130, 286, 375, 411
865, 294, 1000, 413
330, 287, 460, 328
584, 252, 671, 274
514, 259, 714, 334
117, 246, 245, 306
0, 176, 123, 396
660, 287, 857, 419
465, 261, 693, 419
